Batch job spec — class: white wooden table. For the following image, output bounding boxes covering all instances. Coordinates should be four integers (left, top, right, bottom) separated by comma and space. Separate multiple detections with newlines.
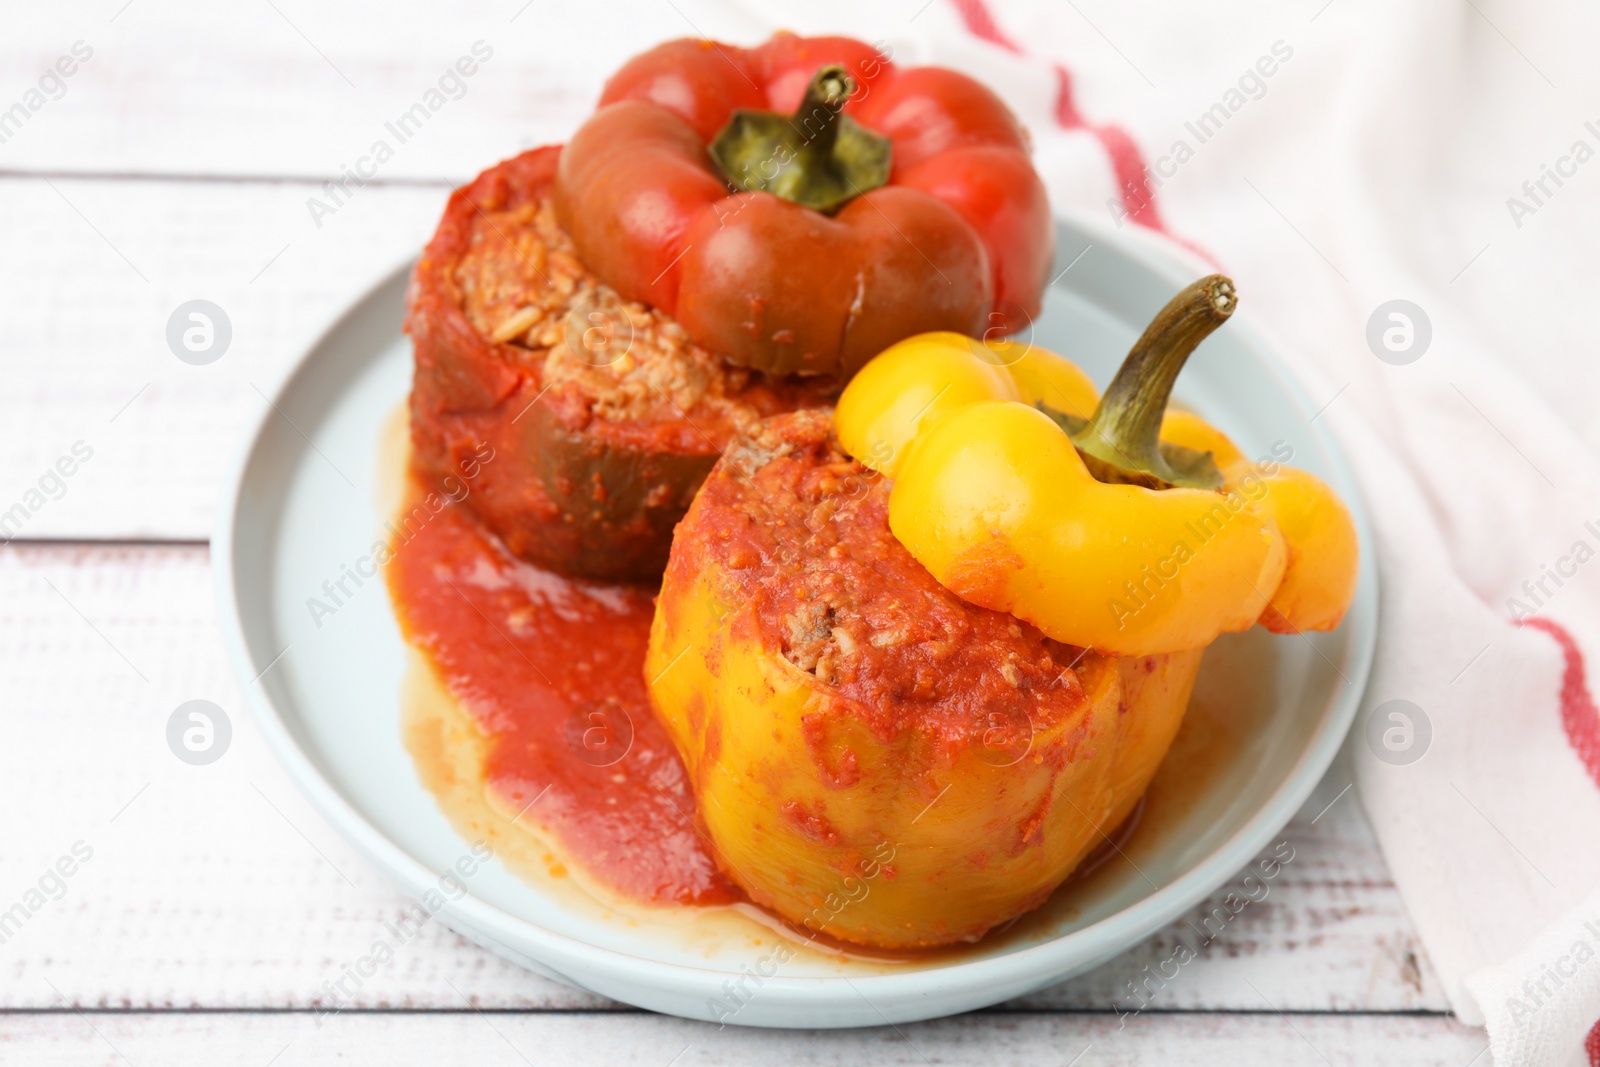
0, 2, 1484, 1062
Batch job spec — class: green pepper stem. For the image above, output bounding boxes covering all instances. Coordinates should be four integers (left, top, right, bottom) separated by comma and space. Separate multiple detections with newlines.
1070, 275, 1236, 490
708, 65, 892, 214
791, 66, 852, 158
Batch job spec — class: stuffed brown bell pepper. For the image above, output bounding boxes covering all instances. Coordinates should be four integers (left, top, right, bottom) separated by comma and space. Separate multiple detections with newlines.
408, 32, 1050, 580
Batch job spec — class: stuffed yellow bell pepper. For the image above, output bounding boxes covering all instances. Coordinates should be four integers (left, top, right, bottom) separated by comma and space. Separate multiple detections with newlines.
835, 275, 1358, 656
645, 276, 1359, 950
646, 410, 1205, 949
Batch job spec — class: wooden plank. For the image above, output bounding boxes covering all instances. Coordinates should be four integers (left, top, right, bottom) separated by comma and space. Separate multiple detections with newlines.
0, 544, 1446, 1012
0, 176, 443, 541
0, 1011, 1483, 1065
0, 1, 749, 181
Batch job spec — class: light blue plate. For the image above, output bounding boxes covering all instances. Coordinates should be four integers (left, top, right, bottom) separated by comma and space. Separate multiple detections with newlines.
215, 208, 1377, 1028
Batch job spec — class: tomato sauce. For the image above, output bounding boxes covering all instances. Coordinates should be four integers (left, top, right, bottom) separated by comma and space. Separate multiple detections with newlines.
386, 491, 738, 906
382, 485, 1264, 955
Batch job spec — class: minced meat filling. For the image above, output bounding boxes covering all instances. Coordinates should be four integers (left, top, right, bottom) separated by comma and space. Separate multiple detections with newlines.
694, 411, 1094, 740
454, 195, 768, 428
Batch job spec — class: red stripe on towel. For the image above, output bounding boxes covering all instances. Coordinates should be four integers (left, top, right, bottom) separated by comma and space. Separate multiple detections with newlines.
1518, 617, 1600, 791
947, 0, 1173, 235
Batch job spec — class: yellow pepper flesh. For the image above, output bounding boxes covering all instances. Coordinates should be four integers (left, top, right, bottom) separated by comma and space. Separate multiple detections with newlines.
836, 331, 1358, 656
649, 567, 1153, 948
1160, 410, 1360, 635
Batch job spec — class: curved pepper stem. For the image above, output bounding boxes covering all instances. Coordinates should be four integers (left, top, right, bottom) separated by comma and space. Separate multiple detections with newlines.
709, 65, 892, 214
794, 66, 852, 160
1066, 275, 1236, 491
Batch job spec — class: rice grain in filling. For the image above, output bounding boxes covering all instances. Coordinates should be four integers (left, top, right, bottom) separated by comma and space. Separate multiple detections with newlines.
454, 194, 815, 440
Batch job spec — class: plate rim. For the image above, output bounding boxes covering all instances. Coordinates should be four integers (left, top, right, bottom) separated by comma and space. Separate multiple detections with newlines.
213, 205, 1379, 1025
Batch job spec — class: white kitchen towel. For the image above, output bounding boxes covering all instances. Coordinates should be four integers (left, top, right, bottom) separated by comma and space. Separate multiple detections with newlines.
677, 0, 1600, 1062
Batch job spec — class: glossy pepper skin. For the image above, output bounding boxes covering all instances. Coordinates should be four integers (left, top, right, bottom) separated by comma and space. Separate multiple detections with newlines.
553, 33, 1053, 378
834, 332, 1359, 657
1158, 409, 1359, 635
645, 411, 1204, 948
